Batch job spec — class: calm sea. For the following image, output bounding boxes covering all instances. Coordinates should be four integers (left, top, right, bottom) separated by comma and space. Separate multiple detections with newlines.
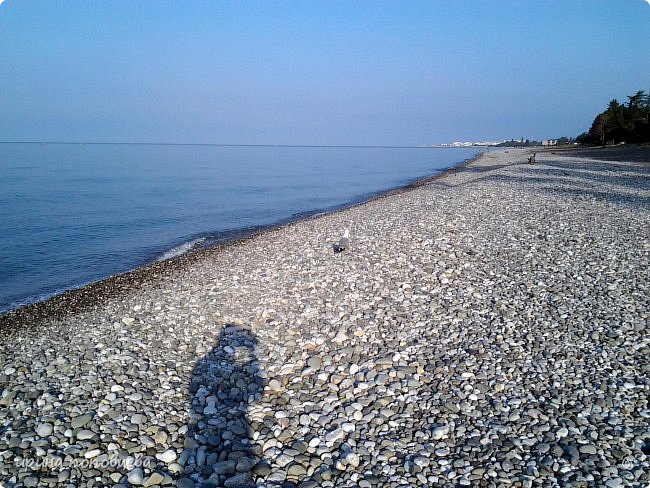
0, 143, 478, 312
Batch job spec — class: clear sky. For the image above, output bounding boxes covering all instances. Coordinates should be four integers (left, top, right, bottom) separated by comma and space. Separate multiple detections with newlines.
1, 1, 649, 145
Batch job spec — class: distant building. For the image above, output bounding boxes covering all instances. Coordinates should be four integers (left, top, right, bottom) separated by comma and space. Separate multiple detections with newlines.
542, 139, 558, 146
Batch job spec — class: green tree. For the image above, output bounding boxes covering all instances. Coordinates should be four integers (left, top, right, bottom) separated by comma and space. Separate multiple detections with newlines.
579, 90, 650, 144
627, 90, 645, 110
605, 99, 625, 128
587, 113, 608, 145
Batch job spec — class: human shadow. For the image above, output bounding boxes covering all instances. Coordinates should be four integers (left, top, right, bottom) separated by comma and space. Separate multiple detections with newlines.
186, 323, 267, 488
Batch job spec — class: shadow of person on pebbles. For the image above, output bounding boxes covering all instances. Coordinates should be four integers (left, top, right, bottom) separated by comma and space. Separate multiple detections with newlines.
184, 323, 268, 488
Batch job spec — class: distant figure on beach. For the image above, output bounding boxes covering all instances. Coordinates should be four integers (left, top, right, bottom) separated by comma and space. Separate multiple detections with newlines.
334, 228, 350, 253
528, 152, 536, 164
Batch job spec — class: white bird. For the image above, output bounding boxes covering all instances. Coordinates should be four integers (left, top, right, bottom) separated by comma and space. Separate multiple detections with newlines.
335, 229, 350, 253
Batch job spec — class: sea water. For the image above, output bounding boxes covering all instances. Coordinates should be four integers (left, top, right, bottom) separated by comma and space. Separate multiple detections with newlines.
0, 143, 478, 312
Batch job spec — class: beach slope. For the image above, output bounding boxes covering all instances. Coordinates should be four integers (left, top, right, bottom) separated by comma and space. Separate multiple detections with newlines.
0, 149, 648, 487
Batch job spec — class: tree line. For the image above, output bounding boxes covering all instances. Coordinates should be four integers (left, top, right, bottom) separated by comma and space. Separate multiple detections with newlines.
496, 136, 576, 147
577, 90, 650, 145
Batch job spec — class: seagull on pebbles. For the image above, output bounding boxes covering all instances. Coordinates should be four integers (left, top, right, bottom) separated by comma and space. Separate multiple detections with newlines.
334, 228, 350, 253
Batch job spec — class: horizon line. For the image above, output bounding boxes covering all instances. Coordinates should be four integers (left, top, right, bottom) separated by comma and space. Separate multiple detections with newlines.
0, 140, 451, 149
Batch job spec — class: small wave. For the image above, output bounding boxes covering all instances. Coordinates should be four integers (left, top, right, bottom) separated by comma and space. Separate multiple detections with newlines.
156, 237, 206, 262
0, 279, 99, 315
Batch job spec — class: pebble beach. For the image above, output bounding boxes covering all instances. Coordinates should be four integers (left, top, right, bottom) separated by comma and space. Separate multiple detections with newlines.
1, 148, 648, 487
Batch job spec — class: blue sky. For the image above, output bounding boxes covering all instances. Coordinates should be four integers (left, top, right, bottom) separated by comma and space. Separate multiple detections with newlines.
1, 1, 649, 145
